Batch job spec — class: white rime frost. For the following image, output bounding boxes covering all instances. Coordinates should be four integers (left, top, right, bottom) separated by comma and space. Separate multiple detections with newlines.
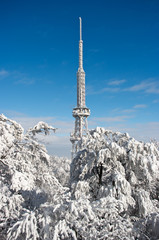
0, 116, 159, 240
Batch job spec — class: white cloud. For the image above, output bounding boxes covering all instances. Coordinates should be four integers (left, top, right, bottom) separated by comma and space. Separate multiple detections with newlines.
89, 87, 120, 95
120, 104, 147, 114
111, 108, 121, 113
0, 69, 9, 80
0, 69, 37, 85
146, 86, 159, 94
0, 69, 9, 76
133, 104, 147, 109
2, 110, 26, 118
88, 78, 159, 96
112, 104, 147, 114
93, 115, 133, 123
88, 79, 126, 95
124, 79, 159, 94
125, 81, 151, 91
153, 99, 159, 103
101, 87, 120, 93
12, 71, 35, 85
120, 122, 159, 142
53, 120, 74, 134
108, 79, 126, 86
37, 135, 71, 158
122, 109, 136, 113
95, 122, 159, 142
14, 77, 35, 85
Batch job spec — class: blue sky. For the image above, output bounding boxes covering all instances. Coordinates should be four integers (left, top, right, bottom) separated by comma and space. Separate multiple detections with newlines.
0, 0, 159, 157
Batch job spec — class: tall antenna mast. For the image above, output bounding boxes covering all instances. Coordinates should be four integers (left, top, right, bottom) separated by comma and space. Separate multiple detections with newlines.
79, 17, 82, 40
78, 17, 83, 72
70, 17, 90, 159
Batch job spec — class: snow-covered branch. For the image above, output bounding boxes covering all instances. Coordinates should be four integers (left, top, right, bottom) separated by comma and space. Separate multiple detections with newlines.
26, 121, 57, 137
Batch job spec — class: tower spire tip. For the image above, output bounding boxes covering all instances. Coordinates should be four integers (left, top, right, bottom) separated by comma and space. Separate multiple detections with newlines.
79, 17, 82, 40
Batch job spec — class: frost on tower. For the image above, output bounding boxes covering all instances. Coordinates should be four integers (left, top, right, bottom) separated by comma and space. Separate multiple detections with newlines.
70, 17, 90, 158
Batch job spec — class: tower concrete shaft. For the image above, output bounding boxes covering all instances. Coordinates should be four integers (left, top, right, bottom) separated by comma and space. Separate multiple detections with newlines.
70, 17, 90, 158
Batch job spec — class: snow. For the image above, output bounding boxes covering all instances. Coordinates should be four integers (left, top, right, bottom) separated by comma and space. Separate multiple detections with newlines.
27, 121, 56, 136
0, 115, 159, 239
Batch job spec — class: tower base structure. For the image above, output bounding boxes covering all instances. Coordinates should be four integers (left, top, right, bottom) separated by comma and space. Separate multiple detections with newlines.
70, 107, 90, 159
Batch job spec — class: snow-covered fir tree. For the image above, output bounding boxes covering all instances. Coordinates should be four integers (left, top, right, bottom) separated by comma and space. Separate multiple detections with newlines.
0, 115, 159, 239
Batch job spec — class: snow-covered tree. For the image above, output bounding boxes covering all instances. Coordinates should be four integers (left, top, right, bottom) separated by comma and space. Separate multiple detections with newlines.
50, 156, 71, 187
0, 114, 68, 240
1, 115, 159, 240
69, 127, 159, 239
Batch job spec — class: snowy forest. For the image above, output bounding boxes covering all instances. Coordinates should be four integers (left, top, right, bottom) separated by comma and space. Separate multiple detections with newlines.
0, 114, 159, 240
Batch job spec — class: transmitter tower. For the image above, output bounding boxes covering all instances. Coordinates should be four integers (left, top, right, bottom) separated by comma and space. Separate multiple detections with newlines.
70, 17, 90, 158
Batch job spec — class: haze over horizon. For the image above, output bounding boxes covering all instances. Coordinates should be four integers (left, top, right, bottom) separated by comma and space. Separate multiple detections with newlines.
0, 0, 159, 157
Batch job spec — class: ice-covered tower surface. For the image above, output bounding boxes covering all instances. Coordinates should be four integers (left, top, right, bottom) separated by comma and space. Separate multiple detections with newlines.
70, 17, 90, 158
77, 17, 85, 107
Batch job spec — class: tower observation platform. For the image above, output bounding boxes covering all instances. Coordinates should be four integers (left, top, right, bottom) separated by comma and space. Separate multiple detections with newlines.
70, 17, 90, 158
